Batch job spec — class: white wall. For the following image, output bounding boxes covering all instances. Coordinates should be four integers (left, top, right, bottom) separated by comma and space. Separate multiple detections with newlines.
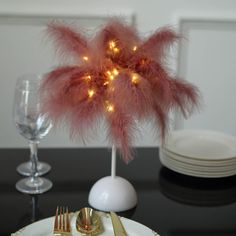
1, 0, 236, 148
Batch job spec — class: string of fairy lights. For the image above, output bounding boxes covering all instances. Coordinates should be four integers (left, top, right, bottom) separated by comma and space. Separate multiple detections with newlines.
82, 39, 140, 114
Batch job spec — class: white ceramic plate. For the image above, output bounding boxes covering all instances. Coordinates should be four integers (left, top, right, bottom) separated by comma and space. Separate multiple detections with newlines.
163, 154, 236, 172
164, 129, 236, 161
162, 148, 236, 166
160, 151, 236, 178
161, 149, 236, 171
12, 213, 159, 236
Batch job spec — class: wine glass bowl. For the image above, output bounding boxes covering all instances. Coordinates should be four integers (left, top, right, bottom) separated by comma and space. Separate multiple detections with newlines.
15, 113, 52, 142
13, 74, 52, 194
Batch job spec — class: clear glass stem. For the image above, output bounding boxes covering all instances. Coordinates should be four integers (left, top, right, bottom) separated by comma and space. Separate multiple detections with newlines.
31, 195, 39, 222
29, 141, 39, 180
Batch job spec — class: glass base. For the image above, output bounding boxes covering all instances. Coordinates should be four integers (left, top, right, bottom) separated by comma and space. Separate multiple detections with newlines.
16, 177, 53, 194
17, 161, 51, 176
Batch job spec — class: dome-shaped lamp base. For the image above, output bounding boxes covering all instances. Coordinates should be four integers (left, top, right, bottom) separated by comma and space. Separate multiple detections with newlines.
88, 176, 138, 212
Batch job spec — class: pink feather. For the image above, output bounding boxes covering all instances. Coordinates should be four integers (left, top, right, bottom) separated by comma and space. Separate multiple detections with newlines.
109, 70, 153, 118
106, 107, 136, 163
139, 27, 179, 61
95, 18, 140, 64
46, 22, 89, 60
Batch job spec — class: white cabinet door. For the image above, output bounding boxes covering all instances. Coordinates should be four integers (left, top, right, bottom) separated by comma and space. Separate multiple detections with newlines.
175, 17, 236, 137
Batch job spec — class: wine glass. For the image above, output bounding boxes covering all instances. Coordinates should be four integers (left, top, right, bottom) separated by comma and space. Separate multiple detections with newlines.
13, 74, 52, 194
14, 75, 52, 177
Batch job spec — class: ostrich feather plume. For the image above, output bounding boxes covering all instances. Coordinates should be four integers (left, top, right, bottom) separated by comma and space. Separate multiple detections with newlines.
41, 18, 200, 163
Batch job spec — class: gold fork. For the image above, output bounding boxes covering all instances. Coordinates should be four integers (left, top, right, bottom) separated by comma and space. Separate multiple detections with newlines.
53, 206, 71, 236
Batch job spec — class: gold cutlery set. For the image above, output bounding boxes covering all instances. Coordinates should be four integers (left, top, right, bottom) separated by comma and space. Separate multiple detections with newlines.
53, 206, 127, 236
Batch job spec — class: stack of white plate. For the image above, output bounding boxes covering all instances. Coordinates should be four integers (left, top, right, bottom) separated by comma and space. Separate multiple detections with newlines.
160, 129, 236, 178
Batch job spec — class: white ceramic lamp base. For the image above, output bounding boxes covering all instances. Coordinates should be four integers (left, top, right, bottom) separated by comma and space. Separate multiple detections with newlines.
88, 175, 137, 212
88, 145, 138, 212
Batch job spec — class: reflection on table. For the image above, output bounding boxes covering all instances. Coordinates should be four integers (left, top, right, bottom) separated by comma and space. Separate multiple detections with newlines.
0, 148, 236, 236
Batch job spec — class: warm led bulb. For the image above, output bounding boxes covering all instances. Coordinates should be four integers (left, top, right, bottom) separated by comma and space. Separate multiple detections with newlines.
140, 59, 147, 65
106, 70, 118, 81
132, 74, 139, 84
88, 89, 95, 98
113, 48, 119, 53
108, 41, 119, 53
109, 41, 116, 49
83, 56, 89, 61
113, 68, 119, 75
85, 75, 92, 81
133, 46, 137, 51
107, 104, 114, 112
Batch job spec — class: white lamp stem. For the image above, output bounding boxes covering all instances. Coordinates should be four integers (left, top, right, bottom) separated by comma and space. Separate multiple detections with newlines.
111, 145, 116, 178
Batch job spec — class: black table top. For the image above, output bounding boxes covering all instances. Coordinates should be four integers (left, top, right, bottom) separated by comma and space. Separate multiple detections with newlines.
1, 148, 236, 236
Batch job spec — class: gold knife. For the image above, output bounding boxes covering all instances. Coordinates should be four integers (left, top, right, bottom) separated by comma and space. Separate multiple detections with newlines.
110, 211, 127, 236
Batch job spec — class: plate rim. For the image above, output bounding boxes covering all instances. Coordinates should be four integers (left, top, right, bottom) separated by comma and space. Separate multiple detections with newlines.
161, 153, 236, 173
164, 129, 236, 160
160, 151, 236, 178
162, 147, 236, 165
161, 148, 236, 169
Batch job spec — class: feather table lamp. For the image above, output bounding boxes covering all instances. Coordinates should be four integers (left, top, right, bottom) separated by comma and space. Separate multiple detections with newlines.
41, 17, 200, 211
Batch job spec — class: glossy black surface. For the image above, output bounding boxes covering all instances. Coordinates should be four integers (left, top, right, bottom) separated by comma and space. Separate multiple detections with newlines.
1, 148, 236, 236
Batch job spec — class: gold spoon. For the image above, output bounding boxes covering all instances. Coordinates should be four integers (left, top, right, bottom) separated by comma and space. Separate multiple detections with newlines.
76, 207, 103, 235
